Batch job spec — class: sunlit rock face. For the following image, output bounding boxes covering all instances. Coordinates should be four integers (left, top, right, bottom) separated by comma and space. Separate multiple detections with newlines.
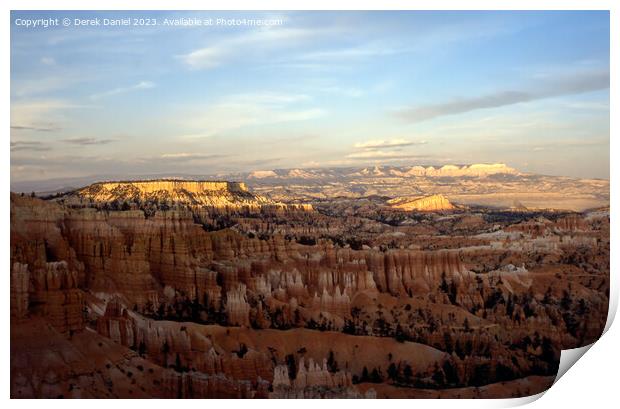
393, 163, 519, 178
240, 164, 608, 212
388, 194, 455, 212
68, 180, 265, 207
59, 179, 312, 212
9, 174, 609, 398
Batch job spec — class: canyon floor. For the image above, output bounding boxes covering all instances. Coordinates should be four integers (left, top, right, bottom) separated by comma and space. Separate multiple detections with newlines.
10, 165, 610, 398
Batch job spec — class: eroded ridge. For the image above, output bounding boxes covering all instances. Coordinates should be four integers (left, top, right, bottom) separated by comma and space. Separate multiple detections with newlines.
10, 178, 609, 398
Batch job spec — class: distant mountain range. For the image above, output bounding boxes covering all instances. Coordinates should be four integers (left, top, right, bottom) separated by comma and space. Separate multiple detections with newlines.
247, 163, 518, 180
10, 163, 609, 212
12, 163, 520, 194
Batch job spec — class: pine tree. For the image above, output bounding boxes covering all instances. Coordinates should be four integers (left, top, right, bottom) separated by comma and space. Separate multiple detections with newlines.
403, 364, 413, 382
387, 362, 398, 381
463, 317, 471, 332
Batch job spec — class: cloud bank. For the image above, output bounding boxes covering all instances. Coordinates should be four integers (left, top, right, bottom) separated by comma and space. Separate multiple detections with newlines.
61, 137, 116, 145
90, 81, 155, 100
395, 70, 610, 122
354, 139, 426, 149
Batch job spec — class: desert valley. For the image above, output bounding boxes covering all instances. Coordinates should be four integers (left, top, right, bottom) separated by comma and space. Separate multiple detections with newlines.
10, 163, 609, 398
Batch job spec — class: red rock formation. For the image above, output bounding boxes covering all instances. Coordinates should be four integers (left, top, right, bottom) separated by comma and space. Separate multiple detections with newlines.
553, 214, 589, 231
388, 194, 455, 212
271, 356, 366, 398
11, 263, 29, 320
97, 298, 136, 347
9, 182, 609, 398
28, 261, 84, 333
225, 284, 251, 327
311, 286, 350, 317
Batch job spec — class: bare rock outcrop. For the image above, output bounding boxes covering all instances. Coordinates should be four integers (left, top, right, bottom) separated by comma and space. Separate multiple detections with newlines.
225, 284, 251, 327
388, 194, 455, 212
271, 356, 359, 398
9, 179, 609, 399
57, 179, 314, 214
11, 263, 30, 320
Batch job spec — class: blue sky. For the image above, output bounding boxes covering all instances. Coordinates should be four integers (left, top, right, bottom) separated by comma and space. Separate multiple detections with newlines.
10, 11, 610, 183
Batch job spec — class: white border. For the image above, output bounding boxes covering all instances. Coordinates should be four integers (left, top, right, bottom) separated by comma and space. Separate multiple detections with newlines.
3, 1, 617, 407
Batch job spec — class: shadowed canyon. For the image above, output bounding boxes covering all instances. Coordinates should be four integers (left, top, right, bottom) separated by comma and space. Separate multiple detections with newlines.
10, 165, 609, 398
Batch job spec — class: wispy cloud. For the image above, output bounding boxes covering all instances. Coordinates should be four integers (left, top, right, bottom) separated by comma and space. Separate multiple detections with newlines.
10, 141, 51, 152
318, 86, 364, 98
10, 99, 79, 132
297, 42, 404, 62
159, 153, 226, 161
238, 157, 283, 167
180, 92, 325, 138
354, 139, 426, 149
40, 57, 55, 66
12, 76, 75, 98
394, 70, 610, 123
61, 137, 117, 145
531, 138, 608, 152
346, 150, 419, 160
11, 124, 60, 132
179, 27, 318, 70
90, 81, 155, 100
348, 138, 428, 162
232, 92, 310, 104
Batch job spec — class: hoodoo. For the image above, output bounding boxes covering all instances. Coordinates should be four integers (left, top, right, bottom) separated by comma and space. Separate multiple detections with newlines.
9, 171, 609, 399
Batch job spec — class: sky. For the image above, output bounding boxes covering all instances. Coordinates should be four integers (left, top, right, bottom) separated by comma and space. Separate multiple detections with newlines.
10, 10, 610, 186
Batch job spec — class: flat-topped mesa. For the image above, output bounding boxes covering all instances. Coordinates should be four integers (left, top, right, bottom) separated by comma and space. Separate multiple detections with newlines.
388, 194, 455, 212
58, 179, 312, 210
394, 163, 518, 178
